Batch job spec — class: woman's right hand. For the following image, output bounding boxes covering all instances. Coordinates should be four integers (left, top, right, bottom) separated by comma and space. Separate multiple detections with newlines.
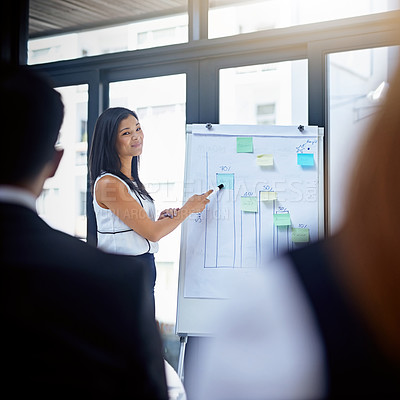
182, 190, 213, 214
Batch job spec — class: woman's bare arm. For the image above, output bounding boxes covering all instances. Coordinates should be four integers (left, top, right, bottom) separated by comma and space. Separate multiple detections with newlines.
96, 175, 211, 242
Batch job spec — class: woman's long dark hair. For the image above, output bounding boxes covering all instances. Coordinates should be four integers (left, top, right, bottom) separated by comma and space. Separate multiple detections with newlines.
89, 107, 152, 201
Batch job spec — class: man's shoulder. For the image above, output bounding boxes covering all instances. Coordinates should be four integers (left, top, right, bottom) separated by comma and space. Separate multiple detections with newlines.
286, 236, 338, 271
0, 203, 144, 279
45, 228, 145, 277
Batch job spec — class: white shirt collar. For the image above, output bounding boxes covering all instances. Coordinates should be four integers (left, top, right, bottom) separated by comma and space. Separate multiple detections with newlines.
0, 185, 37, 213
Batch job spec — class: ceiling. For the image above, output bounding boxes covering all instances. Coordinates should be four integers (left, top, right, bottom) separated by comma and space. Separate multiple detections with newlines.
29, 0, 188, 38
29, 0, 245, 39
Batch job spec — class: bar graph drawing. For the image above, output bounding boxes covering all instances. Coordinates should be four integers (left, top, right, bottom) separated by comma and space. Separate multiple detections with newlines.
182, 124, 323, 298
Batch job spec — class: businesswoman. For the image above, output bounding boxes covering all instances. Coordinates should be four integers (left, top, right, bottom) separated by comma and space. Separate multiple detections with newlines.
89, 107, 211, 294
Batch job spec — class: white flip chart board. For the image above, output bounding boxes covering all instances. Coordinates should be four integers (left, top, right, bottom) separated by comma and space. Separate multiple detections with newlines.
176, 124, 324, 336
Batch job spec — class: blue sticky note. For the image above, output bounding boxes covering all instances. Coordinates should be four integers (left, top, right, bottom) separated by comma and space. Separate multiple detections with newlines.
297, 153, 314, 166
216, 173, 234, 190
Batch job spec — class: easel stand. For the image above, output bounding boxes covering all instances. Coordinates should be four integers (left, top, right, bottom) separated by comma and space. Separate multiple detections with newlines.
177, 334, 188, 382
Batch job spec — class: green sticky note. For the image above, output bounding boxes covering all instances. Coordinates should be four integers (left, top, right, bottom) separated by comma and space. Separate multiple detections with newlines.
297, 153, 314, 166
292, 228, 310, 243
216, 173, 234, 190
237, 137, 253, 153
240, 196, 258, 212
256, 154, 273, 166
260, 191, 277, 201
273, 213, 291, 226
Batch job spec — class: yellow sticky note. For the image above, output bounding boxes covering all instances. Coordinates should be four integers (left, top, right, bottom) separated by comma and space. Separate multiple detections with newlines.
260, 191, 277, 201
292, 228, 310, 243
273, 213, 291, 226
240, 196, 258, 212
256, 154, 274, 166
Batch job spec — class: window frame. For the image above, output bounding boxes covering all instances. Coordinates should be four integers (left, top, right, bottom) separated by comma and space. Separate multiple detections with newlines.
30, 9, 400, 237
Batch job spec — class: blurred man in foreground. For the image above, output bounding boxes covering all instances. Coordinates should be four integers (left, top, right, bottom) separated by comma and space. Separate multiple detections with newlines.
0, 63, 168, 399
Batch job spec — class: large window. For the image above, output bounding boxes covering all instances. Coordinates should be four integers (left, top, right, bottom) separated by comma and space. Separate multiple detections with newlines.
30, 0, 400, 374
220, 60, 308, 125
328, 45, 400, 233
209, 0, 399, 39
28, 13, 188, 65
29, 2, 400, 65
110, 74, 187, 325
37, 84, 89, 239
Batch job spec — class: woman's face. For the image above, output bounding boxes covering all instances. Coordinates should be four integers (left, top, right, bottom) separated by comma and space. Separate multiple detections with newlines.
115, 114, 144, 158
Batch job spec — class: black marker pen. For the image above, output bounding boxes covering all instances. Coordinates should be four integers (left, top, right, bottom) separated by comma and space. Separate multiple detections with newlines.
208, 183, 224, 197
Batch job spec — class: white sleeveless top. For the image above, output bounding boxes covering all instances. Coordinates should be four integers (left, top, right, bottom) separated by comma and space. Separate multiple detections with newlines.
93, 173, 159, 256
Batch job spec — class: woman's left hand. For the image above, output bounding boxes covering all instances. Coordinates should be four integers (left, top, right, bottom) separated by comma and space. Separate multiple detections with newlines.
158, 208, 179, 220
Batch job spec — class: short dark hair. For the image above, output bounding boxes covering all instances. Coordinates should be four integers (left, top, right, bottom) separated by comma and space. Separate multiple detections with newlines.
0, 63, 64, 184
89, 107, 152, 201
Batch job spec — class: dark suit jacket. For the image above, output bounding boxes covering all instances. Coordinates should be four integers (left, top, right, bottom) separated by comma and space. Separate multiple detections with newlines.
288, 239, 400, 398
0, 202, 168, 399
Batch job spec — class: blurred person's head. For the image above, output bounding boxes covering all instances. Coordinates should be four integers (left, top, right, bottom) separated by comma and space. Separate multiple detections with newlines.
0, 63, 64, 191
338, 57, 400, 363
